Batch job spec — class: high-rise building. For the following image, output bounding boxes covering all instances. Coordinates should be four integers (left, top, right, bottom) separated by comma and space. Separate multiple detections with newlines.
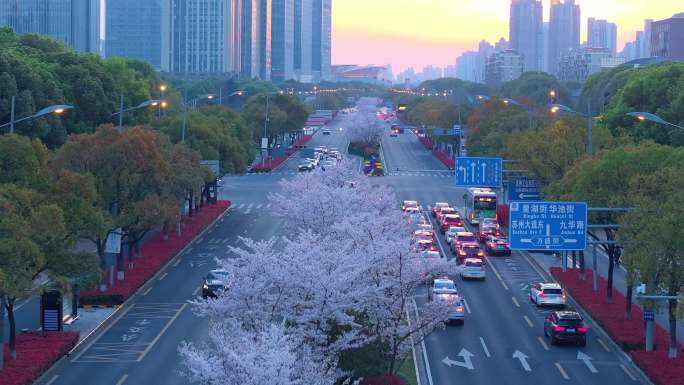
258, 0, 272, 80
651, 13, 684, 60
588, 18, 617, 54
456, 52, 479, 82
547, 0, 580, 75
485, 49, 524, 86
542, 21, 549, 72
311, 0, 331, 81
167, 0, 232, 74
271, 0, 295, 81
509, 0, 542, 71
0, 0, 100, 53
558, 47, 611, 82
106, 1, 164, 68
293, 0, 313, 82
641, 19, 653, 59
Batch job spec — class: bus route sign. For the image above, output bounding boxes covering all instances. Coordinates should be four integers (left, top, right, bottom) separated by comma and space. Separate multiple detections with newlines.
509, 201, 587, 251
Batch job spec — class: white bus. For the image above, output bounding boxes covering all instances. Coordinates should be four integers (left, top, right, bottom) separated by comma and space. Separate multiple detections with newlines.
464, 188, 498, 225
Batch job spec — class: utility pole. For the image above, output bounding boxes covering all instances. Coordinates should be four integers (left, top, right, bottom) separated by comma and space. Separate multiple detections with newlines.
9, 95, 15, 134
118, 94, 124, 129
262, 95, 270, 167
587, 99, 593, 158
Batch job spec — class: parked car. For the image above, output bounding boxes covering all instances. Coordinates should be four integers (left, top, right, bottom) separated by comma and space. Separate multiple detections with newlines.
201, 269, 230, 299
544, 310, 588, 346
530, 282, 567, 307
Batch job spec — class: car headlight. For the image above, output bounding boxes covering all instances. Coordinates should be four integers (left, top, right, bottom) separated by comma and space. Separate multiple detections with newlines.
202, 284, 209, 290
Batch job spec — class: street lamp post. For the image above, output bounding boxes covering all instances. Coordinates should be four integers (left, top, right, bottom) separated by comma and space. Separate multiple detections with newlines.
181, 94, 216, 143
0, 96, 73, 134
549, 102, 594, 158
626, 112, 684, 130
112, 95, 165, 130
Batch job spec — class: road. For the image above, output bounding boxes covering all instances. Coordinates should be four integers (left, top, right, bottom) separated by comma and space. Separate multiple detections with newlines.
34, 101, 645, 385
36, 112, 352, 385
376, 127, 645, 385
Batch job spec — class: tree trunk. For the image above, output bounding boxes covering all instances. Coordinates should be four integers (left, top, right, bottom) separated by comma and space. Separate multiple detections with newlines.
579, 251, 586, 281
163, 222, 169, 241
7, 298, 16, 359
188, 191, 194, 217
625, 284, 633, 320
0, 296, 5, 369
96, 237, 106, 268
668, 296, 678, 358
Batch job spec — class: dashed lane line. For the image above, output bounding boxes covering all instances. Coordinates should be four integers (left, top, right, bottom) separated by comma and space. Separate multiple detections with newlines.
511, 296, 520, 308
555, 363, 570, 380
538, 336, 550, 351
192, 286, 200, 296
524, 315, 534, 328
172, 259, 181, 267
158, 272, 168, 281
45, 375, 59, 385
486, 257, 509, 290
115, 374, 129, 385
463, 298, 471, 314
142, 287, 152, 296
479, 337, 491, 358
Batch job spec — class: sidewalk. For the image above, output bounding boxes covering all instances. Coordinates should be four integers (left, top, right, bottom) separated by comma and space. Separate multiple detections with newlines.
527, 249, 684, 345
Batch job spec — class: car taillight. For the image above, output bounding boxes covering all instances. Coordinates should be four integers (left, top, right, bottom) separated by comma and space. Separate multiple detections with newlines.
477, 252, 484, 257
539, 292, 545, 298
480, 266, 485, 272
562, 293, 567, 299
459, 251, 466, 256
455, 307, 464, 312
553, 326, 566, 332
577, 327, 588, 333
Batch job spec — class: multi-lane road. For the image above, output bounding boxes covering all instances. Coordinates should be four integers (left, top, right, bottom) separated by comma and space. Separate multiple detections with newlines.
35, 101, 647, 385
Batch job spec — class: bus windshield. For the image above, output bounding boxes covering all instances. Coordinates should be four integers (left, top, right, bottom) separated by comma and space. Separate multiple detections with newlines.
474, 197, 497, 211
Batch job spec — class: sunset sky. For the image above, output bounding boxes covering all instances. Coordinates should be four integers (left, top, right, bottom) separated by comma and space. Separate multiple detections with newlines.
332, 0, 683, 74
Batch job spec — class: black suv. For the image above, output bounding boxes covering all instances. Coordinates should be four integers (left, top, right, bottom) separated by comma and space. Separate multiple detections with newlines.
544, 310, 588, 346
201, 269, 230, 299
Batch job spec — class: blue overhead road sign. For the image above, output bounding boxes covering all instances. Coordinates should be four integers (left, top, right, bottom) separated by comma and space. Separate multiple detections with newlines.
508, 177, 541, 201
509, 202, 588, 251
455, 157, 502, 187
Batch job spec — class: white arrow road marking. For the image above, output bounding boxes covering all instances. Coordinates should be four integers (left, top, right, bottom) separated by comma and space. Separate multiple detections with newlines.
577, 351, 598, 373
512, 350, 531, 372
470, 162, 476, 182
479, 337, 491, 358
481, 163, 487, 180
442, 348, 475, 370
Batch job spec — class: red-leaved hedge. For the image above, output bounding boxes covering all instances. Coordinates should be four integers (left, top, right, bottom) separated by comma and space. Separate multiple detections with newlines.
1, 331, 79, 385
551, 267, 684, 385
360, 374, 406, 385
81, 200, 230, 306
251, 135, 312, 173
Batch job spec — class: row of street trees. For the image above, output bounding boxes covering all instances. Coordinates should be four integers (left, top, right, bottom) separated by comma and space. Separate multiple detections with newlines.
0, 125, 212, 368
179, 160, 457, 383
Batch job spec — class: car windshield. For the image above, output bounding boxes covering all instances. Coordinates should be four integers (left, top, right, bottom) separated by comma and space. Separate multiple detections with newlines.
464, 245, 480, 251
543, 288, 562, 295
558, 319, 583, 327
465, 261, 483, 267
434, 282, 456, 291
458, 235, 476, 242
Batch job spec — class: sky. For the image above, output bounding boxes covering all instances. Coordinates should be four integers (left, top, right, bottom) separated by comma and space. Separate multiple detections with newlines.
332, 0, 684, 74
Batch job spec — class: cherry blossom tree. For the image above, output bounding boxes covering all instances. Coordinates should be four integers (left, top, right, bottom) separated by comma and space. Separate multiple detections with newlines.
346, 113, 385, 147
179, 320, 337, 385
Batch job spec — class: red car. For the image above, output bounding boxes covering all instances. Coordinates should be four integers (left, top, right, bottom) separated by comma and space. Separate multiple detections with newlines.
455, 242, 485, 261
478, 225, 502, 242
485, 237, 511, 256
432, 202, 450, 217
440, 214, 463, 233
437, 207, 457, 222
413, 233, 436, 251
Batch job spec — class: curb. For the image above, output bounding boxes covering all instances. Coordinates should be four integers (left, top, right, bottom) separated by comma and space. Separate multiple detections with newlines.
522, 251, 654, 385
32, 204, 232, 385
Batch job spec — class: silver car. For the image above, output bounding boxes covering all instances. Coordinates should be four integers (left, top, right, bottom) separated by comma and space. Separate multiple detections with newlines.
460, 258, 485, 280
530, 282, 566, 307
436, 293, 465, 324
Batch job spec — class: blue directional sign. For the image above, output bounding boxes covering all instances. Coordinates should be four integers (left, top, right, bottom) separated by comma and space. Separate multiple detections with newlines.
508, 177, 541, 201
509, 201, 588, 251
455, 157, 502, 187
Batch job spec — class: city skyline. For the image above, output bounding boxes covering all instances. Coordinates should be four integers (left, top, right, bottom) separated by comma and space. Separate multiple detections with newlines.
332, 0, 684, 73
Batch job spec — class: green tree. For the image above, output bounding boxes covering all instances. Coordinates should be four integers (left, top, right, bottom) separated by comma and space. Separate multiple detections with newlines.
466, 98, 533, 156
47, 251, 102, 319
621, 166, 684, 358
499, 72, 571, 106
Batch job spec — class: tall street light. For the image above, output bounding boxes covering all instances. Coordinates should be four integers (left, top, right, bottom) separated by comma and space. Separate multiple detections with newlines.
181, 94, 217, 143
0, 96, 73, 134
626, 112, 684, 130
549, 103, 594, 158
112, 96, 165, 129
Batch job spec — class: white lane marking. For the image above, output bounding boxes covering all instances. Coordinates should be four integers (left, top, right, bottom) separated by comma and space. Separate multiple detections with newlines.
244, 209, 251, 215
442, 349, 475, 370
266, 203, 272, 209
479, 337, 491, 358
256, 204, 263, 209
538, 336, 550, 351
142, 287, 153, 296
485, 257, 509, 290
137, 303, 187, 361
511, 296, 520, 308
172, 258, 181, 267
236, 203, 245, 209
115, 374, 129, 385
45, 375, 59, 385
597, 338, 611, 352
462, 298, 471, 314
524, 315, 534, 328
158, 272, 168, 281
555, 363, 570, 380
620, 364, 637, 381
192, 286, 200, 296
413, 299, 434, 385
246, 203, 253, 209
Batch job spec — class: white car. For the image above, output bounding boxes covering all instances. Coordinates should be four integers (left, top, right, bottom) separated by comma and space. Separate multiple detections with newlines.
306, 157, 319, 166
431, 278, 465, 324
445, 226, 467, 244
460, 258, 485, 280
430, 277, 459, 299
530, 282, 567, 307
401, 200, 419, 211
